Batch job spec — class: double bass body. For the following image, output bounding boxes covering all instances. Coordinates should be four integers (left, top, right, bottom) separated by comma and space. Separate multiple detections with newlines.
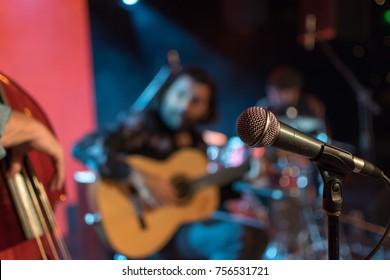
0, 73, 70, 260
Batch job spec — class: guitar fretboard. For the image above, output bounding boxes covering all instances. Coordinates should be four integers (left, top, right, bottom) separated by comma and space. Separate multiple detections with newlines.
190, 161, 250, 192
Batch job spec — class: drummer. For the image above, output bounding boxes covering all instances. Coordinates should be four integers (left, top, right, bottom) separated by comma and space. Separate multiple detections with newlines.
256, 65, 327, 127
253, 65, 329, 195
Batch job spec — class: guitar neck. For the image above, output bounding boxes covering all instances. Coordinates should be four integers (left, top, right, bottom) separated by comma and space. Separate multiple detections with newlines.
191, 161, 249, 191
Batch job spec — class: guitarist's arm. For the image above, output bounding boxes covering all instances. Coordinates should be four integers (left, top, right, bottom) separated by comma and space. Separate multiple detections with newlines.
73, 137, 178, 208
72, 111, 178, 207
73, 113, 142, 180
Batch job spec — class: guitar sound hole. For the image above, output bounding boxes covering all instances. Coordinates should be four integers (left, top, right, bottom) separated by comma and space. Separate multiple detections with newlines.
172, 176, 192, 203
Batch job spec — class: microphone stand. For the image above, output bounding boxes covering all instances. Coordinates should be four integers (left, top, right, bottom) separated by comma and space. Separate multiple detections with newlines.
317, 168, 345, 259
129, 49, 181, 113
319, 42, 381, 162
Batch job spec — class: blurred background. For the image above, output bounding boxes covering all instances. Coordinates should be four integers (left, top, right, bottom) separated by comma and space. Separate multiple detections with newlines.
1, 0, 389, 260
89, 0, 390, 168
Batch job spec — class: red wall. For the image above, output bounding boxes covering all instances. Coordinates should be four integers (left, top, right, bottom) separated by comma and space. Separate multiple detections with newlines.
0, 0, 96, 236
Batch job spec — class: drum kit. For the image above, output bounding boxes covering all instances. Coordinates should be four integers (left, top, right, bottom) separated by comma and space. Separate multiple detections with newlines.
206, 113, 389, 259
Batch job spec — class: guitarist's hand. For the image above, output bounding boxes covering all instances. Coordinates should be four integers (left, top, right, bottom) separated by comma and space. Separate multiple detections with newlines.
131, 169, 177, 208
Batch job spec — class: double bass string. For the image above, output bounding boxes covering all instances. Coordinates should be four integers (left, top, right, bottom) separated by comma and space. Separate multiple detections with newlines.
25, 158, 71, 260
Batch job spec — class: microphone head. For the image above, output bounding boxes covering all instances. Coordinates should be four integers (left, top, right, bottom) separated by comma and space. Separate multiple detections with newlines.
236, 106, 280, 148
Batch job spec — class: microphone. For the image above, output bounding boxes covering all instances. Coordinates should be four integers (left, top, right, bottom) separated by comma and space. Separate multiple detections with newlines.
236, 106, 383, 178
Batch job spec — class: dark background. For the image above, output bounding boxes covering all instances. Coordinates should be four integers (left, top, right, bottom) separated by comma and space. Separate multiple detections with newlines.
87, 0, 390, 225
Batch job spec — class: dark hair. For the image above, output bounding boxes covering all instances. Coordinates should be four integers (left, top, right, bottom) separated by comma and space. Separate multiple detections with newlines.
266, 65, 303, 89
156, 65, 218, 124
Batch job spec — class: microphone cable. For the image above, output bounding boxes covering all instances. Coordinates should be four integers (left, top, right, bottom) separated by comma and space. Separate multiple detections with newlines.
364, 173, 390, 260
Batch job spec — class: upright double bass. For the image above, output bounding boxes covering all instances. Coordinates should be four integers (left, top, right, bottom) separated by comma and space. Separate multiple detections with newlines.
0, 72, 70, 260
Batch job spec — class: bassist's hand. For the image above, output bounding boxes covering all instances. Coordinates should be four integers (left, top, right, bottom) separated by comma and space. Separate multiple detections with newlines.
1, 111, 65, 191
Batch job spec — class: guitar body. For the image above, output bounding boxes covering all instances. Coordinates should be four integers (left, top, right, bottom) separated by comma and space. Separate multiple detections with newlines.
96, 148, 219, 259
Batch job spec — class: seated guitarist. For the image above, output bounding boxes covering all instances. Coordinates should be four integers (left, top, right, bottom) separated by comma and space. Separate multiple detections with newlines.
73, 66, 269, 260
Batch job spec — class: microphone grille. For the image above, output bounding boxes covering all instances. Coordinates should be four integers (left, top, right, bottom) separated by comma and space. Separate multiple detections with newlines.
236, 106, 279, 147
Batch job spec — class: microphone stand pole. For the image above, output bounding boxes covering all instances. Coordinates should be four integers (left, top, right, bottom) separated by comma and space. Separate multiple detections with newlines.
316, 168, 345, 260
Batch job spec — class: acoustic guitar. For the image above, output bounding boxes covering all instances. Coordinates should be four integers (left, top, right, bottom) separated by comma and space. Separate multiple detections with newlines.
95, 148, 249, 259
